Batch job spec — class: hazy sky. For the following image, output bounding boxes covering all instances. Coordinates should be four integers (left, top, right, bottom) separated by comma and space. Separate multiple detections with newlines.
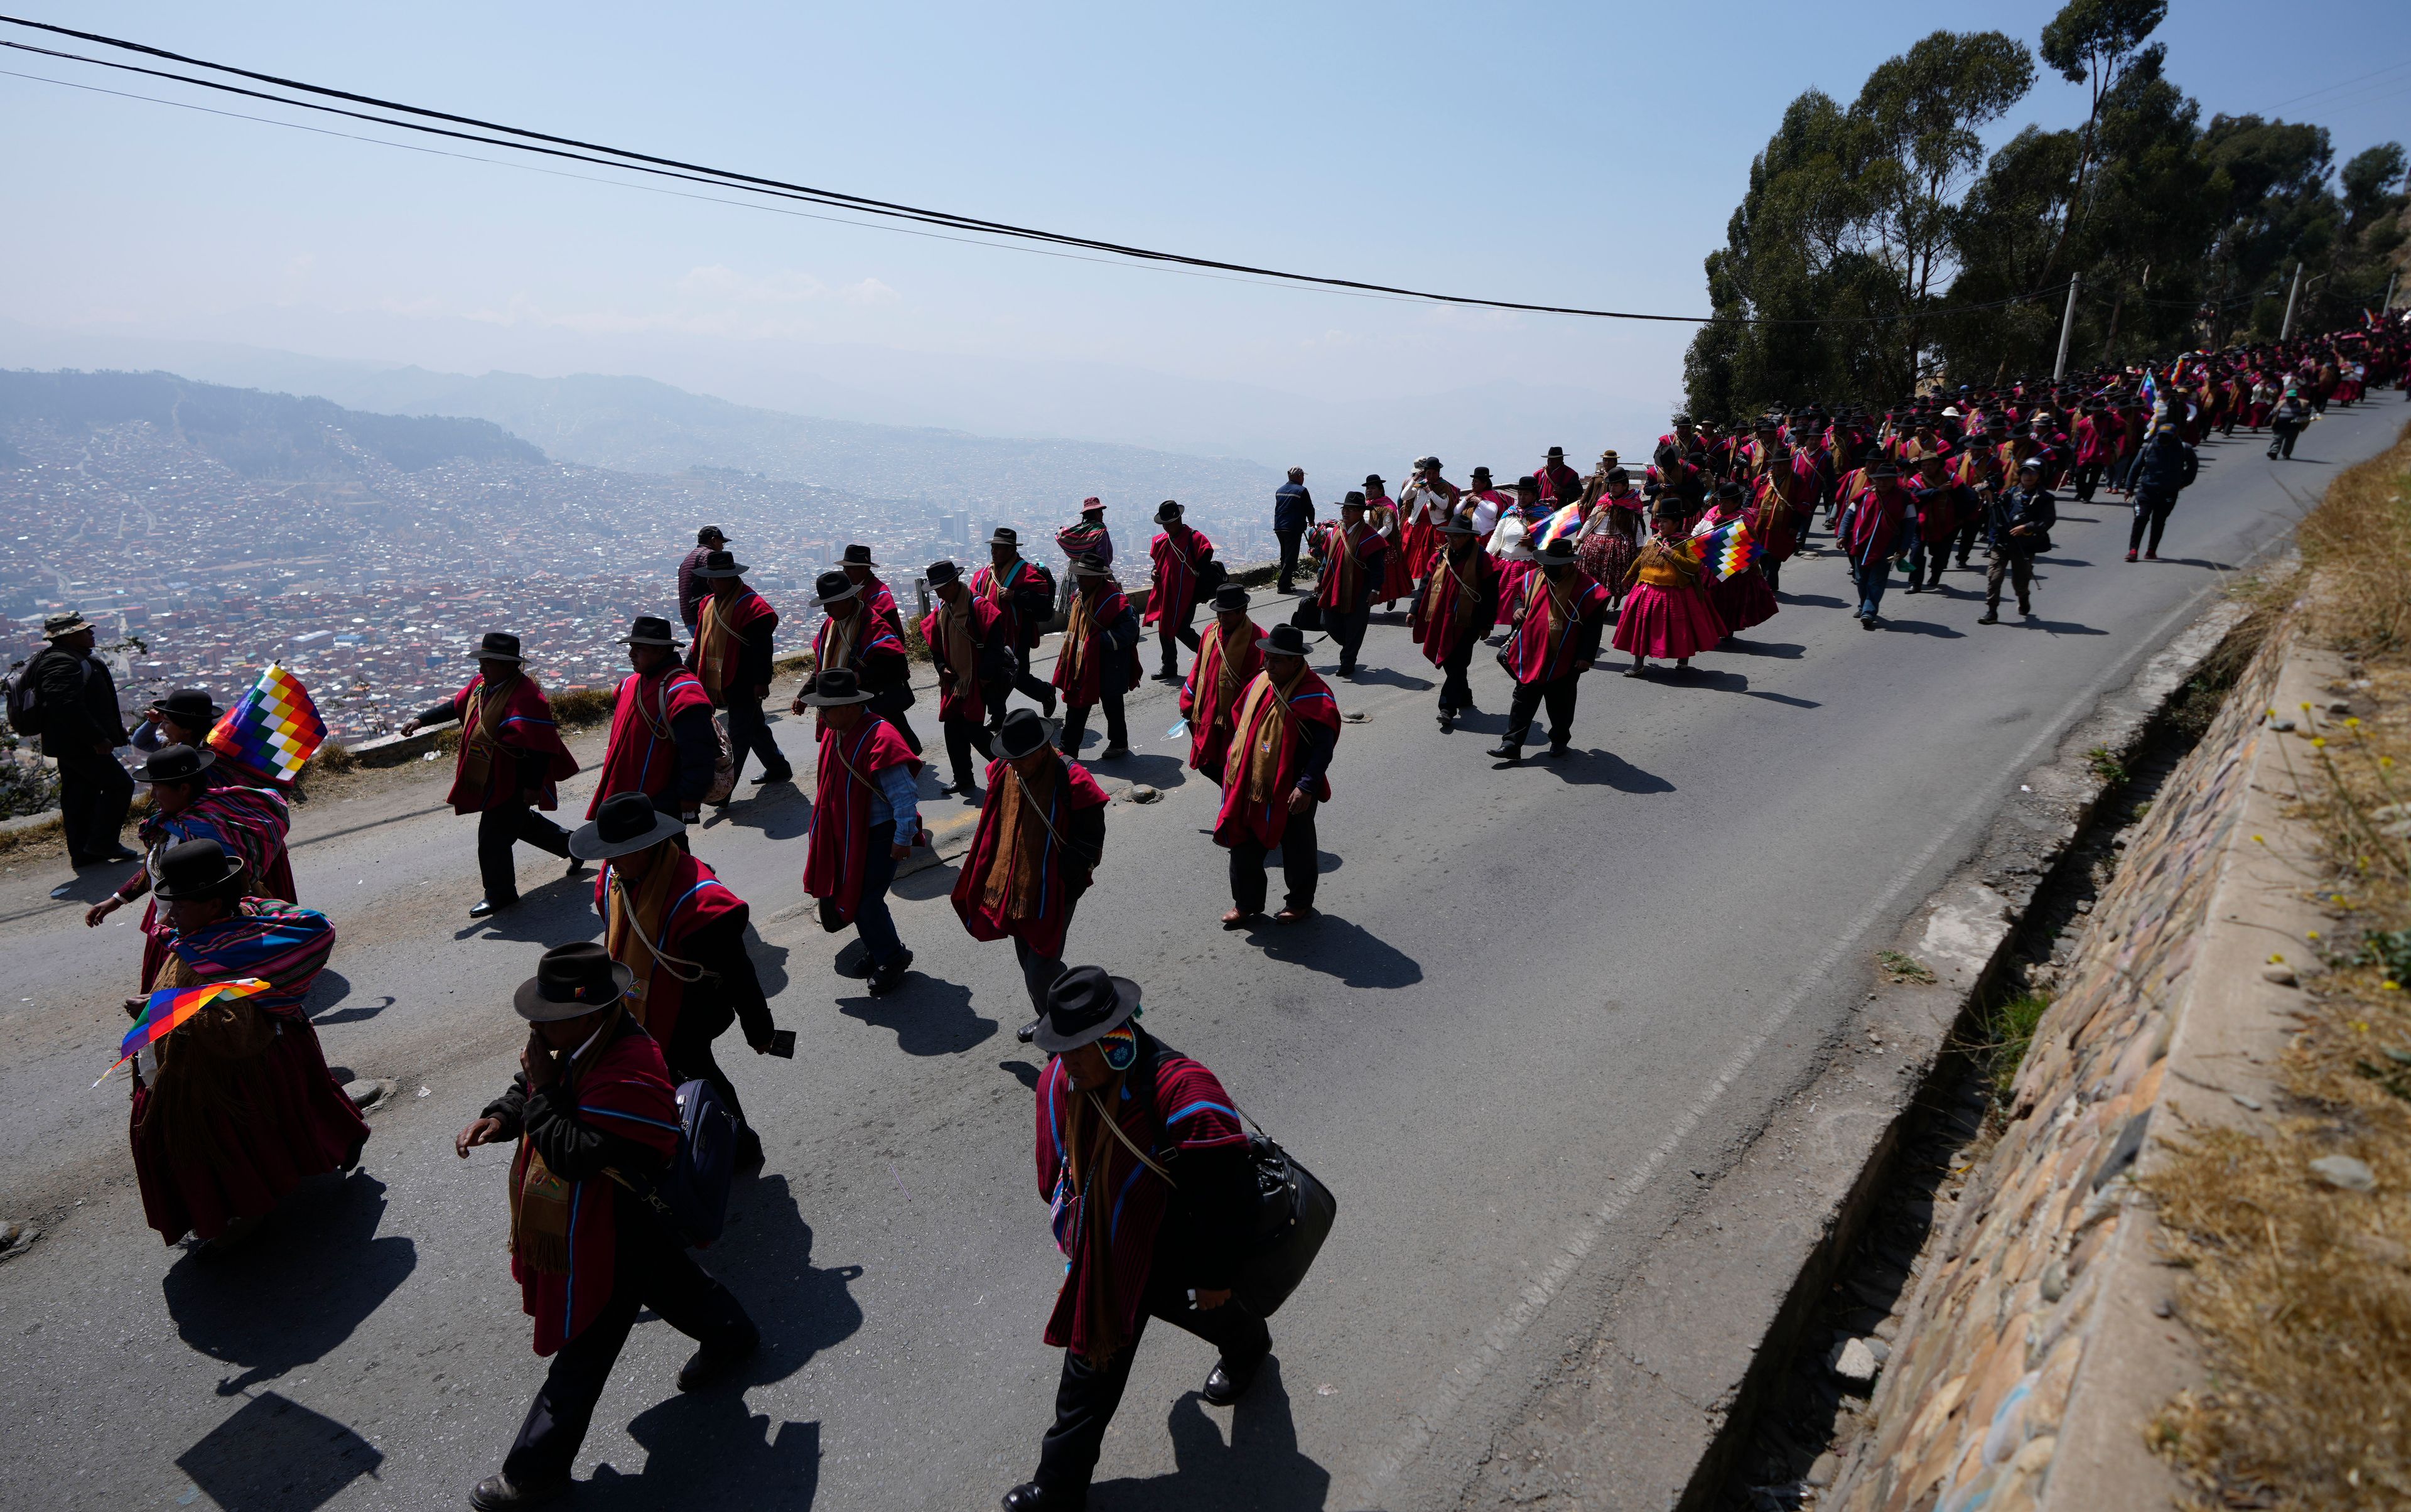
5, 0, 2409, 463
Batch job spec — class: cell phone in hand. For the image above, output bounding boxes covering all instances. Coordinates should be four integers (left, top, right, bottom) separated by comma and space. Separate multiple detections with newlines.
767, 1029, 797, 1059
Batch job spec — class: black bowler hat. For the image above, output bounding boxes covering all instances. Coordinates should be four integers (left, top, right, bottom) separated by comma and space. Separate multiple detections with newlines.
693, 550, 750, 580
1869, 463, 1901, 480
1257, 622, 1313, 658
514, 941, 634, 1023
1716, 480, 1743, 499
1032, 964, 1142, 1054
151, 838, 244, 901
841, 543, 878, 569
623, 615, 682, 648
1363, 473, 1385, 489
1342, 491, 1366, 508
1469, 466, 1494, 482
154, 687, 224, 726
696, 525, 728, 545
470, 631, 524, 662
926, 559, 963, 587
996, 707, 1052, 760
1514, 475, 1541, 492
1154, 500, 1184, 523
570, 791, 687, 861
799, 667, 876, 707
1210, 583, 1252, 613
136, 743, 216, 785
814, 570, 860, 605
1545, 445, 1566, 458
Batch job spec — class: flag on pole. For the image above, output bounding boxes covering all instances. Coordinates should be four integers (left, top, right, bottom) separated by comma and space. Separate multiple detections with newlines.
1529, 502, 1584, 551
95, 978, 271, 1084
207, 664, 326, 784
1692, 517, 1760, 581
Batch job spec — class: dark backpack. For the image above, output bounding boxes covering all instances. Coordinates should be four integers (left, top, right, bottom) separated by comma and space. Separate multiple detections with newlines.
4, 649, 81, 737
611, 1076, 738, 1248
1013, 564, 1058, 646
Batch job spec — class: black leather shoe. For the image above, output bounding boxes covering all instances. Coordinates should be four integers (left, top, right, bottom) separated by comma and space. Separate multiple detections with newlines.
468, 898, 507, 919
468, 1472, 568, 1510
1015, 1017, 1040, 1044
866, 951, 914, 998
752, 767, 795, 786
1485, 743, 1521, 762
1546, 741, 1572, 760
733, 1127, 765, 1174
677, 1324, 759, 1391
1978, 609, 1999, 625
1001, 1483, 1079, 1511
94, 845, 141, 865
1201, 1350, 1267, 1407
563, 857, 588, 878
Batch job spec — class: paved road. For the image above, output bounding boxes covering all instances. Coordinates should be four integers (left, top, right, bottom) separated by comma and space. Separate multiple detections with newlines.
2, 402, 2399, 1512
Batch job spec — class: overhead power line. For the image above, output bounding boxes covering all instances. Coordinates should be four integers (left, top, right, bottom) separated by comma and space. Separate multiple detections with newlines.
0, 12, 2076, 330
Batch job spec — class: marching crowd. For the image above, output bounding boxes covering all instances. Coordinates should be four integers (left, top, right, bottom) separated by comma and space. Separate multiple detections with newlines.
23, 315, 2405, 1510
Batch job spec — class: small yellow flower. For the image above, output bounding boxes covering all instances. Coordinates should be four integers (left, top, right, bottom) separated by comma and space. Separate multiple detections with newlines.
2347, 718, 2362, 728
2302, 701, 2314, 711
2358, 1020, 2374, 1032
2312, 737, 2327, 748
2385, 981, 2402, 991
2309, 930, 2322, 941
2270, 953, 2286, 964
2254, 833, 2267, 843
2385, 757, 2398, 770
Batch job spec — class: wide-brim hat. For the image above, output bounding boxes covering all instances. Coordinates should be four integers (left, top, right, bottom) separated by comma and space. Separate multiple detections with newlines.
814, 571, 861, 605
1342, 492, 1367, 508
1072, 553, 1114, 578
926, 559, 963, 587
1363, 473, 1386, 489
1032, 965, 1143, 1054
1437, 516, 1479, 536
840, 544, 878, 568
514, 942, 635, 1023
623, 616, 682, 648
996, 708, 1052, 761
988, 528, 1021, 548
1469, 467, 1494, 481
136, 743, 217, 785
40, 612, 92, 641
1535, 538, 1578, 566
470, 632, 524, 662
1079, 497, 1106, 512
1545, 446, 1566, 458
694, 550, 750, 579
155, 687, 224, 725
1154, 500, 1184, 523
1210, 583, 1252, 613
151, 838, 244, 900
570, 791, 688, 861
799, 668, 876, 706
1258, 622, 1315, 657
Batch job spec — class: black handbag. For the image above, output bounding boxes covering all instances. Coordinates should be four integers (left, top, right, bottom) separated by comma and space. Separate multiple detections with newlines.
1194, 553, 1229, 600
1290, 597, 1323, 632
1233, 1116, 1337, 1318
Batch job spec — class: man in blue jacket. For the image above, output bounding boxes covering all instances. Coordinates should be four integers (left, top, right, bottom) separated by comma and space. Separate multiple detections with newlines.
1273, 468, 1313, 593
2125, 421, 2199, 563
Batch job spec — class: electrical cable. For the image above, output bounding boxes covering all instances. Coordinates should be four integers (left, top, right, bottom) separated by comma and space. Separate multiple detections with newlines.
0, 14, 2082, 330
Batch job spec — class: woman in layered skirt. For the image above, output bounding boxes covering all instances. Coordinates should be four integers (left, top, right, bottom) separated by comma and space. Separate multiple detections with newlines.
1613, 504, 1725, 676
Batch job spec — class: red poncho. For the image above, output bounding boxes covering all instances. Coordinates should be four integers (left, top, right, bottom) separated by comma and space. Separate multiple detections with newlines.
588, 666, 713, 818
1411, 546, 1499, 667
1037, 1047, 1247, 1361
922, 593, 1002, 724
802, 716, 923, 925
443, 674, 580, 814
689, 588, 779, 705
1144, 524, 1214, 629
510, 1021, 681, 1355
949, 754, 1109, 958
1212, 666, 1340, 851
1315, 521, 1388, 610
1366, 495, 1415, 602
859, 576, 908, 645
594, 848, 748, 1048
1052, 585, 1140, 707
1839, 486, 1913, 568
1501, 571, 1611, 684
1177, 617, 1265, 778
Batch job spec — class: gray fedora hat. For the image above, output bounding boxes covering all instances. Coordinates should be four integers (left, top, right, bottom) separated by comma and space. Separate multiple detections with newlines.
513, 942, 634, 1023
570, 791, 688, 861
1031, 964, 1143, 1054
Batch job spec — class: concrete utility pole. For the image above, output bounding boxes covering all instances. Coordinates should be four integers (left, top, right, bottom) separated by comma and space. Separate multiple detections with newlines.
2281, 261, 2304, 339
2053, 273, 2081, 381
2385, 271, 2399, 315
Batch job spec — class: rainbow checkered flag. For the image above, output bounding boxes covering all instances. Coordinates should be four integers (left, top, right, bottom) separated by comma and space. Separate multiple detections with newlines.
1530, 502, 1584, 551
1693, 517, 1760, 581
207, 664, 326, 784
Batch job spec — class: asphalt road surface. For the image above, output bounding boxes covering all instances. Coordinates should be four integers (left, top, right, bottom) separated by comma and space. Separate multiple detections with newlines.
2, 402, 2398, 1512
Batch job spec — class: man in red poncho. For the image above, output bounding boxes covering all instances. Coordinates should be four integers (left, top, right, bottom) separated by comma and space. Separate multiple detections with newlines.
1486, 537, 1612, 764
456, 942, 757, 1511
573, 792, 780, 1171
952, 708, 1109, 1043
838, 543, 923, 753
1214, 622, 1342, 927
920, 558, 1006, 801
1411, 516, 1499, 732
799, 668, 924, 998
687, 549, 796, 787
1052, 554, 1142, 762
404, 632, 582, 919
1315, 493, 1388, 680
1835, 464, 1916, 630
1178, 583, 1265, 779
1144, 500, 1214, 684
1000, 966, 1270, 1511
588, 617, 720, 823
971, 527, 1060, 724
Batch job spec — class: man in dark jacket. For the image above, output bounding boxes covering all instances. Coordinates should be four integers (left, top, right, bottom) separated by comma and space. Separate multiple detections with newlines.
2126, 421, 2199, 562
31, 612, 137, 868
2267, 392, 2310, 462
1273, 468, 1313, 593
676, 526, 729, 631
1002, 968, 1271, 1511
1980, 459, 2058, 625
456, 942, 757, 1511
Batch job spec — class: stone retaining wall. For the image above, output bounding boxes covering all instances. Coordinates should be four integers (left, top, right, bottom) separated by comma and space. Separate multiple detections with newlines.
1821, 604, 2327, 1512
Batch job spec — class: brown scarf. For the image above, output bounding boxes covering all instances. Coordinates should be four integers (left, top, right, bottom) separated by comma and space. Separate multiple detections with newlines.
603, 856, 699, 1029
1225, 664, 1306, 806
695, 595, 740, 701
458, 672, 517, 793
978, 759, 1060, 924
1062, 1079, 1133, 1363
1059, 590, 1096, 692
935, 596, 979, 692
1198, 624, 1245, 732
509, 1006, 625, 1274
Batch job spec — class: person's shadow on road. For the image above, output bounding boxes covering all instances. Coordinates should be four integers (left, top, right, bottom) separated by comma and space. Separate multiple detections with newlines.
1089, 1358, 1332, 1511
839, 977, 1000, 1056
1540, 750, 1676, 792
161, 1172, 416, 1397
1254, 914, 1421, 989
454, 873, 601, 943
305, 967, 394, 1027
175, 1390, 384, 1512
